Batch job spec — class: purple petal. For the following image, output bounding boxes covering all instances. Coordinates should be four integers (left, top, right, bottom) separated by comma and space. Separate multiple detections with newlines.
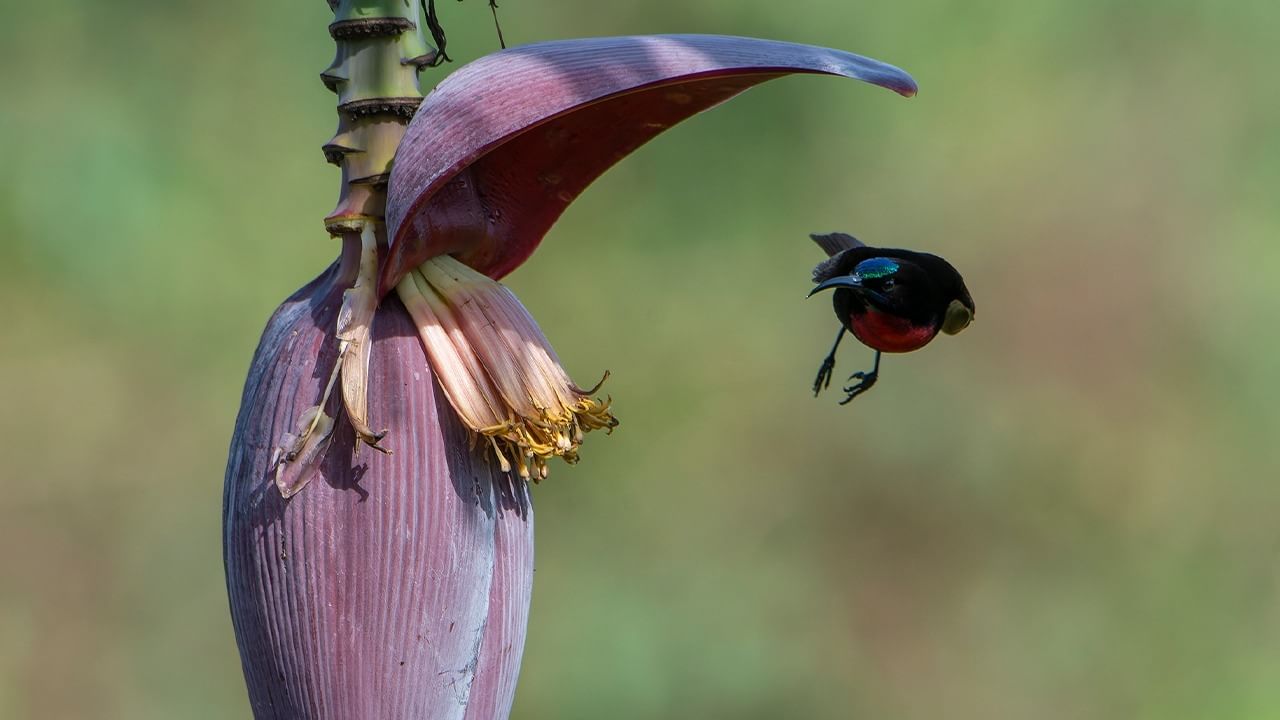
383, 34, 916, 292
224, 246, 533, 718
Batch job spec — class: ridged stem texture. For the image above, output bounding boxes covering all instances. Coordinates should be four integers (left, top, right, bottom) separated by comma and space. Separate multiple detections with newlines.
322, 0, 435, 231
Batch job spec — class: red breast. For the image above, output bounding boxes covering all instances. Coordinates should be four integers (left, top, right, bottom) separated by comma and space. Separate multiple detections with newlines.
849, 307, 938, 353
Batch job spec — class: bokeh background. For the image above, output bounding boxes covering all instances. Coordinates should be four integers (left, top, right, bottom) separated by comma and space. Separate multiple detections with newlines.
3, 0, 1278, 717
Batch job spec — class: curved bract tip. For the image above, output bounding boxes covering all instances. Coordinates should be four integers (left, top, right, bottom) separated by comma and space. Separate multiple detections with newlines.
383, 34, 917, 294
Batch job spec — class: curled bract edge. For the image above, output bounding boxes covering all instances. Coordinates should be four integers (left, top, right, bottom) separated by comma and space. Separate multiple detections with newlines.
382, 33, 916, 294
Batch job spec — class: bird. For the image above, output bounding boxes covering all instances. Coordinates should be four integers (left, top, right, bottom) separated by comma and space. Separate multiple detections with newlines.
807, 232, 975, 404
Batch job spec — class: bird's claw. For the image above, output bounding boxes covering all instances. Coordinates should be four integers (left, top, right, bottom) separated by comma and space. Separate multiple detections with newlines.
812, 356, 836, 396
838, 371, 878, 405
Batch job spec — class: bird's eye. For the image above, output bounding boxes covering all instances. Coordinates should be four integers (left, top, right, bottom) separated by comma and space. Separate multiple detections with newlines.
880, 278, 896, 290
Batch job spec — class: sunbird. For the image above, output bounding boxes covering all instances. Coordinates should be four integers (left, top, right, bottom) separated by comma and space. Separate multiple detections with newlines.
808, 232, 975, 404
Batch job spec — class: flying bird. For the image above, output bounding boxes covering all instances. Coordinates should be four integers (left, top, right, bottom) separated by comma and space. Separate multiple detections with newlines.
808, 232, 975, 404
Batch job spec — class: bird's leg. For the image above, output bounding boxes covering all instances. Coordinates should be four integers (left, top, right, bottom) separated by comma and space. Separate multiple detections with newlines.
839, 350, 881, 404
813, 326, 846, 396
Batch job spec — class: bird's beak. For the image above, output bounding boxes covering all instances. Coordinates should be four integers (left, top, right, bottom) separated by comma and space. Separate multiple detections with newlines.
807, 276, 863, 297
941, 299, 974, 335
808, 276, 893, 309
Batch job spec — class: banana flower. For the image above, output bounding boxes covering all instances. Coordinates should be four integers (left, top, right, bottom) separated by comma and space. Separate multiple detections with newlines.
224, 32, 914, 719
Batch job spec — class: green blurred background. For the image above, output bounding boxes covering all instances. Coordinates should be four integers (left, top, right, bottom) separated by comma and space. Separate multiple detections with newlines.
3, 0, 1278, 717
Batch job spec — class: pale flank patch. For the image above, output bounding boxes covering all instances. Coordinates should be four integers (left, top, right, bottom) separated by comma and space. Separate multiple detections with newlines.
942, 298, 974, 335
